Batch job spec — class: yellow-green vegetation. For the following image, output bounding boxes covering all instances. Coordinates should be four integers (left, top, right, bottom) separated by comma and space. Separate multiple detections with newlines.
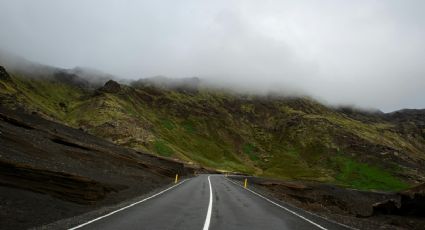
1, 71, 424, 191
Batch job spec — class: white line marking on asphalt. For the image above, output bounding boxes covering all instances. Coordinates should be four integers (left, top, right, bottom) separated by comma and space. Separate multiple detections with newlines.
225, 177, 328, 230
202, 175, 213, 230
226, 177, 358, 230
68, 179, 190, 230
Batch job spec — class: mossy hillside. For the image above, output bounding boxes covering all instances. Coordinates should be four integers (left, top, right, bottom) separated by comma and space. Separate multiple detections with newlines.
0, 74, 85, 121
124, 89, 418, 188
1, 73, 423, 191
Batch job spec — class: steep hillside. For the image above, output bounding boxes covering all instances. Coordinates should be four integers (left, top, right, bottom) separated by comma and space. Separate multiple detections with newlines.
1, 65, 424, 191
0, 104, 197, 229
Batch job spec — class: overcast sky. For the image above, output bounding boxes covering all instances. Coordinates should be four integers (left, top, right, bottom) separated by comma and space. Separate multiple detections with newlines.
0, 0, 424, 112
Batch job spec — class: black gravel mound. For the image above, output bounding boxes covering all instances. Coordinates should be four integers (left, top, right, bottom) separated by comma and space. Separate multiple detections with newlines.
0, 106, 195, 229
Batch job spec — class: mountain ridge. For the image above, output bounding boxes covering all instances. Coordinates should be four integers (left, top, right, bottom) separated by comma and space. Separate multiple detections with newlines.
1, 63, 424, 191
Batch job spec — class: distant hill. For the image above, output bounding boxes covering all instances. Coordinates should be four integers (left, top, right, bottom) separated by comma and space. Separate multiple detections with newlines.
1, 62, 424, 191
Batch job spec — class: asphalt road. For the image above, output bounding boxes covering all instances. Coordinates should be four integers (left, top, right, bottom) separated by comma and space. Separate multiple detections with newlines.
71, 175, 351, 230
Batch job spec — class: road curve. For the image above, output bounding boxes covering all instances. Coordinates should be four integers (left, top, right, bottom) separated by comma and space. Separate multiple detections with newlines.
71, 175, 351, 230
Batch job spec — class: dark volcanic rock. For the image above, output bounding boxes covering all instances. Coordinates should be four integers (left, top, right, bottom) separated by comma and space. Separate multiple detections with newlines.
399, 183, 425, 216
97, 80, 121, 94
374, 183, 425, 217
0, 66, 11, 81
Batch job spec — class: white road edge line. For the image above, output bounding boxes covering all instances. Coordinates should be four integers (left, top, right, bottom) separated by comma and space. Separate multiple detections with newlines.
225, 177, 328, 230
226, 177, 358, 230
202, 175, 213, 230
68, 178, 190, 230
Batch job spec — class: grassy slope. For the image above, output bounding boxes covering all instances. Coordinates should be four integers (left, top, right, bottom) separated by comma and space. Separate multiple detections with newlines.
1, 74, 423, 191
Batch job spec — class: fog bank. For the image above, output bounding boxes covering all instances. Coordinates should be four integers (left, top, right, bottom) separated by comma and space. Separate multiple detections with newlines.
1, 1, 424, 112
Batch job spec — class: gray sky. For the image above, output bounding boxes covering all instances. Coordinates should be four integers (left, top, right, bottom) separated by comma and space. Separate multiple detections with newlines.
0, 0, 424, 112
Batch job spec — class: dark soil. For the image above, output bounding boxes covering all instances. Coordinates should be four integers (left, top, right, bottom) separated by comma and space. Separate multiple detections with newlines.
0, 106, 201, 230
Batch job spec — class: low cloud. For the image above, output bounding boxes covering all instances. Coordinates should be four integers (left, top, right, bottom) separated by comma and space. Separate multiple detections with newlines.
0, 0, 424, 112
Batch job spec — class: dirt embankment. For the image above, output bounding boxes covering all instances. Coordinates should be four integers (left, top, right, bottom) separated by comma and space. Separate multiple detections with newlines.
230, 176, 425, 230
0, 106, 206, 230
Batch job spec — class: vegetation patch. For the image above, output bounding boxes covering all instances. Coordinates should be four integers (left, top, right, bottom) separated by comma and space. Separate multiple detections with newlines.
161, 119, 175, 130
330, 156, 409, 191
262, 151, 329, 181
153, 139, 174, 156
182, 120, 196, 134
241, 104, 254, 113
242, 143, 259, 161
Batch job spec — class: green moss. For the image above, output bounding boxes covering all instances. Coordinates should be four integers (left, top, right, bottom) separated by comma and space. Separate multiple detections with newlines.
161, 119, 175, 130
242, 143, 259, 161
286, 149, 299, 157
153, 139, 174, 156
330, 156, 409, 191
181, 120, 196, 133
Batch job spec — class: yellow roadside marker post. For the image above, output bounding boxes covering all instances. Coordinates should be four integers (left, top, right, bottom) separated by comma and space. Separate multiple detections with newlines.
175, 174, 179, 184
244, 178, 247, 188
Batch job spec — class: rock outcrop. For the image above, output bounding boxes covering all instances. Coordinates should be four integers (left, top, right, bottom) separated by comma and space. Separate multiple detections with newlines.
0, 66, 11, 81
96, 80, 121, 94
373, 183, 425, 216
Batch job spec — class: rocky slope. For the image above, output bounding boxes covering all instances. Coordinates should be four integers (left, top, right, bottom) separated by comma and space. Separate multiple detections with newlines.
1, 63, 424, 192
